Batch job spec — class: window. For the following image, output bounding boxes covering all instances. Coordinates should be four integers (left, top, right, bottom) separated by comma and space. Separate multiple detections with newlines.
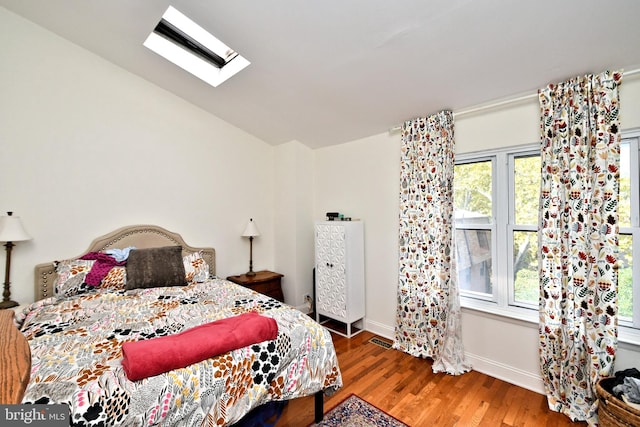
454, 145, 540, 317
454, 159, 494, 300
618, 133, 640, 330
510, 154, 540, 308
144, 6, 250, 87
454, 132, 640, 340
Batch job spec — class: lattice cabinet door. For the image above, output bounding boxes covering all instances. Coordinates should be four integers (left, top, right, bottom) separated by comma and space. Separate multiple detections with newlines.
314, 221, 365, 337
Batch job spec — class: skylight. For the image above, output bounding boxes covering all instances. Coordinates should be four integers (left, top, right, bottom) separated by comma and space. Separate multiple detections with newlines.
144, 6, 249, 87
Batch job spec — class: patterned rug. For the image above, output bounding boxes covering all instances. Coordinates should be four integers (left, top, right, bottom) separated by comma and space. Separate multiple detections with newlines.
309, 394, 408, 427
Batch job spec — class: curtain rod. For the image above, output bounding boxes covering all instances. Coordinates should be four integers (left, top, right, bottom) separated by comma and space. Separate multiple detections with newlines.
389, 67, 640, 133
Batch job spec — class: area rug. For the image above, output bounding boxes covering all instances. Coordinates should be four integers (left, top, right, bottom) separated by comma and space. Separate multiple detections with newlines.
309, 394, 408, 427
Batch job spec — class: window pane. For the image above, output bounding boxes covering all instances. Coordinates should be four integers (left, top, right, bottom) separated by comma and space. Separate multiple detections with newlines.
456, 229, 492, 295
454, 161, 492, 224
619, 141, 631, 228
513, 230, 538, 305
514, 155, 541, 225
619, 234, 633, 320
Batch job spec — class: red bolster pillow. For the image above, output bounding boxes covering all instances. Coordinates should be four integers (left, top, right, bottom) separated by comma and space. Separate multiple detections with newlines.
121, 311, 278, 381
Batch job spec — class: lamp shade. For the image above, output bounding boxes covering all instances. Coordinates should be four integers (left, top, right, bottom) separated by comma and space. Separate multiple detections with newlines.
242, 218, 260, 238
0, 212, 31, 242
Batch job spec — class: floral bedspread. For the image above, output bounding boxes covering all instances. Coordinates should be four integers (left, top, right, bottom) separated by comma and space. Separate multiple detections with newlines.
15, 279, 342, 426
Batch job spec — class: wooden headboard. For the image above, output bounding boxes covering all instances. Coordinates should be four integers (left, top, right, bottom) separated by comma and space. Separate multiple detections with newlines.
34, 225, 216, 301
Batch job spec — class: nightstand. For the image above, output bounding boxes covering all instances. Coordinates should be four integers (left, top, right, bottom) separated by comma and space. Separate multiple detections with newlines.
0, 303, 27, 313
227, 270, 284, 302
10, 303, 29, 315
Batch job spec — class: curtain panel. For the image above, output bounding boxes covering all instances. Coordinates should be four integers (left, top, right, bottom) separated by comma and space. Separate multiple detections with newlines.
395, 111, 470, 375
538, 70, 622, 423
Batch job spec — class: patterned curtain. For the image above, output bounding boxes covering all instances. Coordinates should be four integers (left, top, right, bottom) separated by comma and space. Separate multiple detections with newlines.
395, 111, 470, 375
538, 70, 622, 423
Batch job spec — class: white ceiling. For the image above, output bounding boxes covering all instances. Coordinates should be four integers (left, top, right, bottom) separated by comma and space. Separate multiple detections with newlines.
2, 0, 640, 149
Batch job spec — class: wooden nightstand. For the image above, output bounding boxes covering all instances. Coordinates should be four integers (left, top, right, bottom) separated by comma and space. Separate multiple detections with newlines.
226, 270, 284, 302
9, 303, 29, 314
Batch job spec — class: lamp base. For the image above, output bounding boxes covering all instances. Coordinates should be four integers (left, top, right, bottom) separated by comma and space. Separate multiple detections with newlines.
0, 299, 18, 309
246, 271, 256, 277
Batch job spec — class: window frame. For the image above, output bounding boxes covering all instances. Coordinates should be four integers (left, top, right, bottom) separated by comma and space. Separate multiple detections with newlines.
454, 155, 496, 304
454, 133, 640, 345
456, 143, 539, 322
619, 131, 640, 332
143, 6, 250, 88
507, 149, 540, 311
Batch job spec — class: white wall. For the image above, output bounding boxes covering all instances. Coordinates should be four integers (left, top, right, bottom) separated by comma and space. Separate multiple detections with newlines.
314, 77, 640, 393
0, 7, 276, 304
274, 140, 315, 310
314, 134, 400, 331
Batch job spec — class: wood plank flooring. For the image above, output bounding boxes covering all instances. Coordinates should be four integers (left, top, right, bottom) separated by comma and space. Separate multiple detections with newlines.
277, 331, 587, 426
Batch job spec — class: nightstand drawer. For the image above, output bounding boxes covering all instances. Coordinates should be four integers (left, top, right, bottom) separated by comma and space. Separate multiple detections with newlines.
226, 270, 284, 302
249, 280, 282, 299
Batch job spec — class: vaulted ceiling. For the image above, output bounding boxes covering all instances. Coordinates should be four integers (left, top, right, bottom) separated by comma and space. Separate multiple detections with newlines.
2, 0, 640, 148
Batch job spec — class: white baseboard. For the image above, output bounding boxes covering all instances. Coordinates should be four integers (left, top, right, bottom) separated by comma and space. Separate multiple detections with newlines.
363, 318, 394, 340
361, 318, 546, 396
464, 352, 545, 395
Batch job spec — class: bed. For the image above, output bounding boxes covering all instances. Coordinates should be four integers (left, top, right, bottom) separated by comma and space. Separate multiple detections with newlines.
2, 225, 342, 426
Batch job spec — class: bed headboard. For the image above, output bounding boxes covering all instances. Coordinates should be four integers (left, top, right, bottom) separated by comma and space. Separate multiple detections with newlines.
34, 225, 216, 301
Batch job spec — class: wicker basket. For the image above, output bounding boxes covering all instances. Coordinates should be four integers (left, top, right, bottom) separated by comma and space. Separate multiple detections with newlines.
596, 378, 640, 427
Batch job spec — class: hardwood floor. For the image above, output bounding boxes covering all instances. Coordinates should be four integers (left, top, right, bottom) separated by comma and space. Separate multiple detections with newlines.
277, 331, 587, 426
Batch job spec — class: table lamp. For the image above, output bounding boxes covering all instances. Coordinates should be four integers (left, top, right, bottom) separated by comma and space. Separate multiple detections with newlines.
0, 212, 32, 309
242, 218, 260, 277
